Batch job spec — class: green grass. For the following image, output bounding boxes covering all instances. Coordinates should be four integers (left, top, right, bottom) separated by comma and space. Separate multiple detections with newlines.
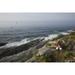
33, 50, 75, 62
33, 32, 75, 62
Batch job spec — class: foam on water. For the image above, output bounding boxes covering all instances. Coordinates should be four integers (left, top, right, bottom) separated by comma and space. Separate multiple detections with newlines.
0, 37, 44, 48
0, 31, 70, 48
44, 32, 69, 41
0, 38, 30, 48
44, 34, 59, 41
60, 32, 69, 35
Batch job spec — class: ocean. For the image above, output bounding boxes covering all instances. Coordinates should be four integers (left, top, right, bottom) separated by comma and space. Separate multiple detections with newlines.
0, 25, 74, 48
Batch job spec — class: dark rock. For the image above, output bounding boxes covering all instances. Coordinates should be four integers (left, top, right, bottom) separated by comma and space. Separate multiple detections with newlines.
0, 39, 41, 59
0, 43, 7, 46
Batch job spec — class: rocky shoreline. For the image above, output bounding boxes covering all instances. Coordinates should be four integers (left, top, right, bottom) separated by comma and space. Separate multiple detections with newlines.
0, 31, 75, 62
0, 42, 7, 47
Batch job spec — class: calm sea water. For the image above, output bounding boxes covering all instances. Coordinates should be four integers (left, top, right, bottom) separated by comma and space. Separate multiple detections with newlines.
0, 25, 74, 43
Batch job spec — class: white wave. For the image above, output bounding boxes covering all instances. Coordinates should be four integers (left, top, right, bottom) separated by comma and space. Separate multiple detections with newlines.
0, 38, 30, 48
0, 37, 44, 48
44, 34, 59, 41
60, 32, 69, 35
44, 32, 70, 41
67, 30, 74, 33
0, 31, 71, 48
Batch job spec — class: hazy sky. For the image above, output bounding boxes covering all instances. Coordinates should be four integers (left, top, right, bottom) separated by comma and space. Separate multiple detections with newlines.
0, 13, 75, 28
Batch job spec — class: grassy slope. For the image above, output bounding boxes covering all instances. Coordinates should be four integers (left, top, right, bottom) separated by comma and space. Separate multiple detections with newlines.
32, 32, 75, 62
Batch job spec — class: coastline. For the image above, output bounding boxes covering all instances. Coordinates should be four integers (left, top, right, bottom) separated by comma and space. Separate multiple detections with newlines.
0, 29, 72, 48
0, 29, 74, 62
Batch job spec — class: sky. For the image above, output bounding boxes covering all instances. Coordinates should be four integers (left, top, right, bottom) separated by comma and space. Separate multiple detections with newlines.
0, 13, 75, 28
